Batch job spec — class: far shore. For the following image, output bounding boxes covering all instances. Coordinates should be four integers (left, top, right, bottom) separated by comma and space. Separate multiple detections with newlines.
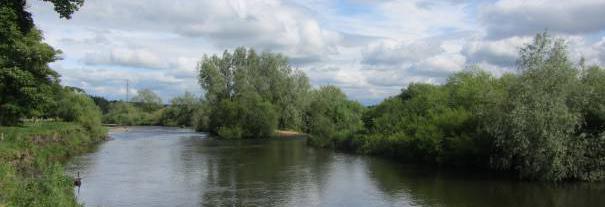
107, 126, 130, 133
274, 130, 305, 138
106, 125, 305, 139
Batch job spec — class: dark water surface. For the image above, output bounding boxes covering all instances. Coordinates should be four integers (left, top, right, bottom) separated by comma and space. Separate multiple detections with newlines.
66, 126, 605, 207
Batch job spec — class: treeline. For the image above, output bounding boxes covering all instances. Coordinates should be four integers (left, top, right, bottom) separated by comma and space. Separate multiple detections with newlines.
90, 33, 605, 182
307, 33, 605, 182
187, 34, 605, 181
97, 90, 202, 127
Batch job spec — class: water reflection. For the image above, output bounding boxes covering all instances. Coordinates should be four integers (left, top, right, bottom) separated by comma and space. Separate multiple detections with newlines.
66, 127, 605, 207
365, 155, 605, 207
181, 136, 335, 206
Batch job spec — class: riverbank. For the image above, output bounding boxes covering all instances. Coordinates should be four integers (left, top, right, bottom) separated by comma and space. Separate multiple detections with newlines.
274, 130, 305, 138
107, 126, 131, 133
0, 121, 107, 206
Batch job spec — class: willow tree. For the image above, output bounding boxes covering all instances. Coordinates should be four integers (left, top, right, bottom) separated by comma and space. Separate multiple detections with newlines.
489, 33, 583, 181
197, 48, 310, 138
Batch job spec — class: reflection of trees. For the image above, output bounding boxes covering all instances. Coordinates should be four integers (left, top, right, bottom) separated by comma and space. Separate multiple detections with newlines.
179, 137, 333, 206
366, 158, 605, 207
179, 135, 605, 207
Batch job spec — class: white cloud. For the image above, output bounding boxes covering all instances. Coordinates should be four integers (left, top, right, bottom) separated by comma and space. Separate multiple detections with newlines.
362, 39, 444, 66
28, 0, 605, 104
83, 48, 164, 69
481, 0, 605, 39
598, 39, 605, 65
566, 36, 605, 66
463, 36, 532, 67
53, 64, 199, 102
361, 38, 466, 79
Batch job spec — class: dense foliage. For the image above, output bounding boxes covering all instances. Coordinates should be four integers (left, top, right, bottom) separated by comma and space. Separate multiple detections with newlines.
53, 87, 105, 136
160, 92, 202, 127
309, 33, 605, 181
197, 48, 310, 138
102, 89, 163, 126
101, 90, 203, 127
130, 88, 163, 112
305, 86, 365, 147
1, 1, 59, 125
90, 95, 112, 114
0, 0, 86, 126
488, 34, 605, 181
346, 71, 508, 167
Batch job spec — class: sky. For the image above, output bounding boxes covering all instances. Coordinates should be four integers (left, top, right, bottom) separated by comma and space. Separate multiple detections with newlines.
29, 0, 605, 105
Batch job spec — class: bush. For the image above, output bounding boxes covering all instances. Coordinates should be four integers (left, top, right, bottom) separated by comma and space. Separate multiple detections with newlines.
304, 86, 365, 145
160, 92, 200, 127
239, 97, 277, 138
103, 102, 139, 125
192, 102, 211, 131
103, 102, 161, 126
217, 126, 243, 139
54, 89, 105, 138
207, 93, 278, 139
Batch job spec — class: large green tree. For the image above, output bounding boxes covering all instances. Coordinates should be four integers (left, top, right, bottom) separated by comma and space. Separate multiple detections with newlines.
198, 48, 309, 138
0, 0, 84, 125
489, 33, 582, 181
131, 88, 163, 112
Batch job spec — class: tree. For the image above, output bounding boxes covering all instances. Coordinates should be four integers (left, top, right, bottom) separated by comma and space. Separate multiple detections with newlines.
41, 0, 84, 19
0, 0, 84, 125
575, 66, 605, 181
103, 101, 141, 126
305, 86, 365, 147
580, 66, 605, 135
197, 48, 309, 138
89, 95, 111, 114
160, 91, 200, 127
489, 33, 582, 181
54, 87, 104, 136
131, 88, 162, 112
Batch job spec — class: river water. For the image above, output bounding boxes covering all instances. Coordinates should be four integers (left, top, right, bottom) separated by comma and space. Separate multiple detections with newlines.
66, 126, 605, 207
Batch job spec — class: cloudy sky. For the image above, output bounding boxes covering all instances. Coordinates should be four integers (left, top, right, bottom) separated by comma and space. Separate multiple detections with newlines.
29, 0, 605, 105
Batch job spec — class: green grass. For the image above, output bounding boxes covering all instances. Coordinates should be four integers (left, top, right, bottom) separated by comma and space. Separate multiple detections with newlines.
0, 121, 106, 206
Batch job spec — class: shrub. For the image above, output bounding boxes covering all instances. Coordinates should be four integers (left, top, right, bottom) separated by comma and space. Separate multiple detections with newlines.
54, 89, 105, 137
217, 126, 243, 139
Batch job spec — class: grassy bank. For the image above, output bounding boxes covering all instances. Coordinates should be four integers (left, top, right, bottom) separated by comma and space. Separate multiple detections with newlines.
0, 122, 107, 206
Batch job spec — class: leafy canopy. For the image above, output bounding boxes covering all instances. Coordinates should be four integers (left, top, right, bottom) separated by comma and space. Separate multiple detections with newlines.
0, 0, 85, 125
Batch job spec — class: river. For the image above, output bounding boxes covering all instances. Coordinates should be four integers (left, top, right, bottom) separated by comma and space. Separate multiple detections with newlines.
66, 126, 605, 207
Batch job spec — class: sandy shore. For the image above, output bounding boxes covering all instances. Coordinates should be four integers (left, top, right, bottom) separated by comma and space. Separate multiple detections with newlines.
274, 130, 305, 138
108, 126, 130, 133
